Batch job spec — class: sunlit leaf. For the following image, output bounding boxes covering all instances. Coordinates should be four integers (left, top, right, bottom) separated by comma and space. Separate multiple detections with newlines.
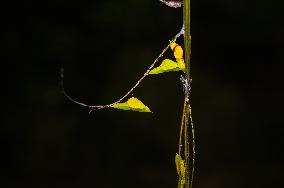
112, 97, 151, 113
149, 59, 181, 74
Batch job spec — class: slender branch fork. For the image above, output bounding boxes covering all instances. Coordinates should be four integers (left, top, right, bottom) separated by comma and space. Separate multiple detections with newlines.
60, 26, 184, 113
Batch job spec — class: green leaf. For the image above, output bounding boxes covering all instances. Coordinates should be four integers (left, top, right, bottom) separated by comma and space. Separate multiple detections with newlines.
112, 97, 151, 113
149, 59, 184, 74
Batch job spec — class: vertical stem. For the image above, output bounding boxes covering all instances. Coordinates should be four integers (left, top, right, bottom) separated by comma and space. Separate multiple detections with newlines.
184, 0, 191, 80
183, 1, 194, 188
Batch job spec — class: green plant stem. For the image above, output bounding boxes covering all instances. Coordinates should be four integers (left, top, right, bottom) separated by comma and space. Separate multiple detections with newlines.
184, 1, 191, 77
182, 1, 195, 188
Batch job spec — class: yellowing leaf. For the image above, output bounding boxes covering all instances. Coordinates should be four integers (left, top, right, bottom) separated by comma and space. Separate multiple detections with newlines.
170, 41, 184, 60
149, 59, 182, 74
170, 41, 178, 50
177, 58, 185, 73
175, 154, 181, 176
175, 153, 186, 186
112, 97, 151, 113
174, 45, 183, 59
149, 41, 185, 75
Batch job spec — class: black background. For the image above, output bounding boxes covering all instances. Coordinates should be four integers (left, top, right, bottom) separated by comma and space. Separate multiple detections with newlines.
2, 0, 283, 187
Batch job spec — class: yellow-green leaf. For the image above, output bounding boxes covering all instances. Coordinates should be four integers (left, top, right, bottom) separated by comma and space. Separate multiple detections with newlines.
149, 59, 182, 74
112, 97, 151, 113
170, 41, 178, 50
175, 153, 186, 186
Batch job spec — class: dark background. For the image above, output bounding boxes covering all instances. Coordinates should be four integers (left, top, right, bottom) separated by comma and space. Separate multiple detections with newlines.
2, 0, 283, 187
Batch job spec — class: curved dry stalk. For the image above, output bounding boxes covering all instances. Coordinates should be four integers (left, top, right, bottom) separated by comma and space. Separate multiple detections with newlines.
189, 103, 195, 188
60, 28, 184, 113
178, 98, 186, 155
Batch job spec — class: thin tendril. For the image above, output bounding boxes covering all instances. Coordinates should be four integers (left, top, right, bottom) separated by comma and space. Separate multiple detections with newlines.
189, 103, 195, 188
61, 27, 184, 112
178, 98, 186, 155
